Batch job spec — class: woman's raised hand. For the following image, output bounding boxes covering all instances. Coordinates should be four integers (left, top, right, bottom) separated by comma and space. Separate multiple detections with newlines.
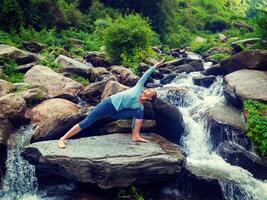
154, 58, 165, 68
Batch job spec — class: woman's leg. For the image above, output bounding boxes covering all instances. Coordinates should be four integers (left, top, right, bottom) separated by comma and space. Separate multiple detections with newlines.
58, 97, 116, 148
111, 108, 148, 142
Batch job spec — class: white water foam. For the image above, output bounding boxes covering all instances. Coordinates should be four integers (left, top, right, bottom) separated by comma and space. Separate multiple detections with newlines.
157, 71, 267, 200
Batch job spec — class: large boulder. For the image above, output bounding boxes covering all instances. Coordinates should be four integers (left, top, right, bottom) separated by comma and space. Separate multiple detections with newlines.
110, 65, 139, 87
0, 79, 15, 97
26, 98, 82, 142
101, 81, 128, 100
0, 93, 28, 127
218, 142, 267, 180
78, 77, 117, 104
205, 101, 250, 149
0, 44, 39, 65
24, 65, 83, 101
224, 69, 267, 108
56, 54, 92, 77
220, 50, 267, 74
98, 119, 156, 134
22, 133, 186, 189
0, 114, 14, 146
144, 97, 185, 144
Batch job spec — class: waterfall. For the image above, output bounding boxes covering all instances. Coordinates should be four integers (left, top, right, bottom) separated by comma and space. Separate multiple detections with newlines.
157, 71, 267, 200
0, 125, 40, 200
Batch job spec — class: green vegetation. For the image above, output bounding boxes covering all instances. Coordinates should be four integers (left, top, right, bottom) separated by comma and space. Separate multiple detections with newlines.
0, 56, 24, 83
103, 14, 157, 73
209, 52, 231, 61
69, 74, 89, 85
244, 100, 267, 157
117, 186, 144, 200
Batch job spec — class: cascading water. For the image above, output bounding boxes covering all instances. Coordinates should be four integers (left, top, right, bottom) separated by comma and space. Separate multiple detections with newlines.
0, 125, 40, 200
157, 70, 267, 200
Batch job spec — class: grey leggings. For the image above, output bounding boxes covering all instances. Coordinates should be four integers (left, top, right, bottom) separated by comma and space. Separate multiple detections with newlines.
78, 97, 144, 130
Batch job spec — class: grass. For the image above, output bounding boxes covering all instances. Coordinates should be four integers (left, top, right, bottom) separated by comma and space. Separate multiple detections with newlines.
243, 100, 267, 157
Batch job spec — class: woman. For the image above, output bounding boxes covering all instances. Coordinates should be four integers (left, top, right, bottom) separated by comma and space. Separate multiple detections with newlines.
57, 59, 164, 148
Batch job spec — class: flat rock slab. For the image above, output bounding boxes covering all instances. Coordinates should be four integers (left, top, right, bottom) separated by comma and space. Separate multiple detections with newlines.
22, 133, 185, 189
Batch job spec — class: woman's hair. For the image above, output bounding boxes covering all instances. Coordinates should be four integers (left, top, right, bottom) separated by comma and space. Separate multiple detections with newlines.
151, 89, 157, 102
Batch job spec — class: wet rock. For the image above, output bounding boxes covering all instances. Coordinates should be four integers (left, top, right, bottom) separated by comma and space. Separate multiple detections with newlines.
24, 65, 83, 101
21, 41, 46, 53
0, 114, 14, 146
202, 64, 226, 76
220, 50, 267, 74
0, 79, 15, 97
218, 142, 267, 180
26, 98, 82, 142
56, 55, 92, 77
176, 165, 224, 200
146, 83, 163, 88
158, 68, 172, 74
84, 51, 110, 67
0, 93, 28, 128
205, 101, 250, 149
110, 65, 139, 87
99, 119, 156, 134
144, 97, 185, 144
0, 44, 39, 65
78, 77, 117, 104
193, 75, 216, 87
87, 67, 111, 82
22, 133, 186, 189
156, 86, 190, 107
224, 69, 267, 108
231, 43, 243, 54
101, 81, 129, 100
160, 73, 176, 85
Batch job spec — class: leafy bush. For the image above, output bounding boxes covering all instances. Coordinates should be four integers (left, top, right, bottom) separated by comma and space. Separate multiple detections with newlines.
209, 52, 231, 61
243, 100, 267, 157
103, 14, 157, 72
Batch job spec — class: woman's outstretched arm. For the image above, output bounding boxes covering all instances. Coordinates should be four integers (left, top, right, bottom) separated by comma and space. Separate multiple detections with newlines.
136, 58, 165, 88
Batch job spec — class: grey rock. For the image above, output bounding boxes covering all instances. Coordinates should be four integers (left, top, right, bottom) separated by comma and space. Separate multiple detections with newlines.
0, 79, 15, 97
56, 54, 92, 77
22, 133, 186, 189
193, 75, 216, 88
24, 65, 83, 101
21, 41, 46, 53
160, 73, 176, 85
78, 77, 117, 104
205, 101, 250, 149
220, 50, 267, 74
224, 69, 267, 108
0, 44, 39, 65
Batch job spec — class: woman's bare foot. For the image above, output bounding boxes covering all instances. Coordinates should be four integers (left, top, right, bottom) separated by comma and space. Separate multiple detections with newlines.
57, 139, 66, 149
132, 136, 149, 143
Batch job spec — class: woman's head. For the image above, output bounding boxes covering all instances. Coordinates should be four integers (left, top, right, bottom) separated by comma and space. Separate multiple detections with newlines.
141, 88, 157, 101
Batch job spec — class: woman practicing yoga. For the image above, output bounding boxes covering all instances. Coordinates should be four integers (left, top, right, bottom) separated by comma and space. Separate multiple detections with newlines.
57, 59, 164, 148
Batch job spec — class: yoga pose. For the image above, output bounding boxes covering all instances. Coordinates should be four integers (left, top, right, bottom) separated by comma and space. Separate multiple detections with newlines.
57, 59, 164, 148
